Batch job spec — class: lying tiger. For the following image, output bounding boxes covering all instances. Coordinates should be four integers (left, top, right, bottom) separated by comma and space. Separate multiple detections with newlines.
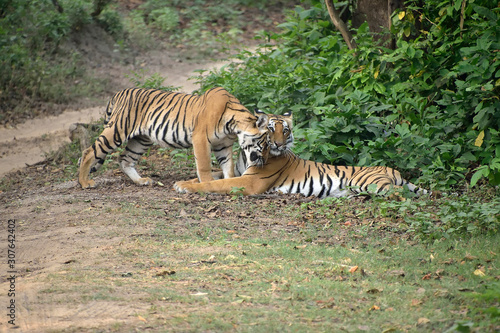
174, 111, 429, 198
78, 87, 269, 189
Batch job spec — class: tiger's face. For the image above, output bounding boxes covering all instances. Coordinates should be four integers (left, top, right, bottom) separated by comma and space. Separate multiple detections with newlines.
240, 131, 270, 168
255, 109, 293, 156
235, 113, 270, 168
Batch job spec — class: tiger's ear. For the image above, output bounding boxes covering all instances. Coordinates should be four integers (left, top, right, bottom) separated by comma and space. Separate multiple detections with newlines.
254, 108, 265, 116
256, 113, 269, 131
283, 111, 293, 124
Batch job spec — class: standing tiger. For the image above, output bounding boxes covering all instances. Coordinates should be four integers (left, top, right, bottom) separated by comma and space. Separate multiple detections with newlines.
174, 111, 429, 198
78, 87, 269, 189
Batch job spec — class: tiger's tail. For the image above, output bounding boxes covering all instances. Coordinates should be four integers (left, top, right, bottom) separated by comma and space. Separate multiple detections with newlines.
401, 180, 429, 196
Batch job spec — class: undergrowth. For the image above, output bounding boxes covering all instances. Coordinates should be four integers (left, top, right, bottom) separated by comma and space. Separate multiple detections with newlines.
195, 0, 500, 191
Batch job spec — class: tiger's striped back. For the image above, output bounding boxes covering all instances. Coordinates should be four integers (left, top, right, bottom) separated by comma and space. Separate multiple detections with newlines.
104, 88, 217, 148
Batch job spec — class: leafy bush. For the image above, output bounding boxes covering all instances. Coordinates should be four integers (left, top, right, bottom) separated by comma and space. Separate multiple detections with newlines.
126, 69, 180, 91
195, 0, 500, 190
148, 7, 179, 33
0, 0, 100, 122
96, 6, 124, 39
378, 194, 500, 240
126, 0, 291, 55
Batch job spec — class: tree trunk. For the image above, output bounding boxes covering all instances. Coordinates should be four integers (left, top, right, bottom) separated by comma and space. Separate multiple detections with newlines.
324, 0, 357, 50
352, 0, 402, 48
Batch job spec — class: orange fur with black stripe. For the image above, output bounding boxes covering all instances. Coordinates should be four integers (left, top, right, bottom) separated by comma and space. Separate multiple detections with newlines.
174, 112, 428, 198
78, 87, 268, 188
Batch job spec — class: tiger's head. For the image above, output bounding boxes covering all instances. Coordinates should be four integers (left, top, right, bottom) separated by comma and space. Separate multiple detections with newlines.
235, 112, 270, 168
255, 109, 293, 156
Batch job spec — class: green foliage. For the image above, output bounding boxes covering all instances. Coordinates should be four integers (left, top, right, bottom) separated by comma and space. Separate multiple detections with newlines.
0, 0, 101, 122
196, 0, 500, 190
229, 186, 246, 199
123, 9, 152, 48
125, 69, 180, 91
457, 282, 500, 331
126, 0, 291, 55
148, 7, 179, 33
95, 5, 124, 38
378, 194, 500, 240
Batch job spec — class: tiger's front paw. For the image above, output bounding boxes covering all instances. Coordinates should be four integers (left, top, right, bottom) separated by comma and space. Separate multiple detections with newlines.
79, 179, 96, 189
135, 177, 154, 186
174, 181, 196, 193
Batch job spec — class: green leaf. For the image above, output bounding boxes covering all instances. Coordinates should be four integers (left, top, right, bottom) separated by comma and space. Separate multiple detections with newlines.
373, 82, 386, 94
472, 5, 498, 22
406, 46, 415, 58
403, 26, 411, 37
470, 166, 489, 187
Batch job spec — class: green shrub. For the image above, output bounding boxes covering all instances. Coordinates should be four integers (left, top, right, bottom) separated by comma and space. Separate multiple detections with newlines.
61, 0, 93, 30
96, 6, 124, 38
0, 0, 101, 121
149, 7, 179, 33
196, 0, 500, 190
126, 69, 180, 91
123, 10, 153, 48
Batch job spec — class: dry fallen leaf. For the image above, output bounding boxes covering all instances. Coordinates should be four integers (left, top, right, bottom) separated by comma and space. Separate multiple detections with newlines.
473, 269, 486, 276
137, 315, 147, 323
422, 273, 432, 280
464, 254, 477, 261
237, 294, 253, 300
417, 317, 430, 325
369, 305, 380, 311
411, 299, 423, 307
434, 289, 449, 297
349, 266, 359, 273
315, 297, 335, 309
442, 259, 454, 265
342, 258, 352, 264
190, 292, 208, 296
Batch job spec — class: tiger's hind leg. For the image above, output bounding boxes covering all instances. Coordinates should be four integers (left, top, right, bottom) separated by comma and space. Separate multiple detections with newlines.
119, 135, 154, 185
79, 127, 120, 189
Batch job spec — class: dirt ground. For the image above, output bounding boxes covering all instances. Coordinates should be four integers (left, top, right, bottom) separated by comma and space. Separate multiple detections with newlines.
1, 144, 359, 332
0, 10, 318, 332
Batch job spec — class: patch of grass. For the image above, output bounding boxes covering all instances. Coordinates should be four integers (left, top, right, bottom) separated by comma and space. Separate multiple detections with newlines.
9, 178, 497, 332
49, 226, 497, 332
